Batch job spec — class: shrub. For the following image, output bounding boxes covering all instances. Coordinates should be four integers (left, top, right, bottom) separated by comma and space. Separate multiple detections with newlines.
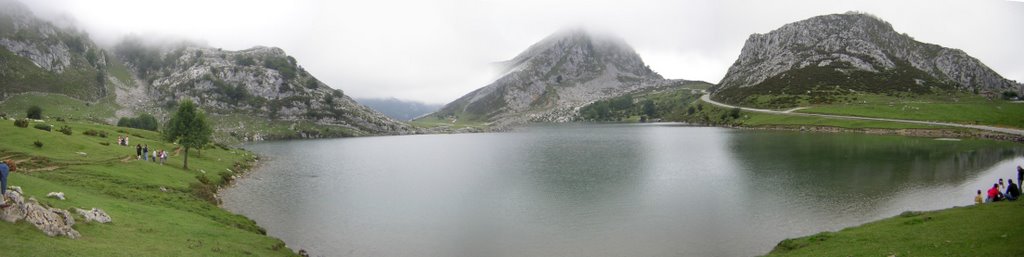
196, 174, 211, 185
58, 125, 73, 135
55, 117, 65, 122
14, 119, 29, 128
33, 140, 43, 148
99, 142, 110, 146
26, 105, 42, 119
33, 123, 52, 131
0, 112, 7, 119
117, 113, 159, 131
189, 182, 219, 204
83, 129, 109, 138
218, 171, 234, 186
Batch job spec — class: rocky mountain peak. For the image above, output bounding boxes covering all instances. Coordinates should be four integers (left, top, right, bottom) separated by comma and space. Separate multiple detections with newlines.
714, 12, 1018, 107
428, 28, 666, 127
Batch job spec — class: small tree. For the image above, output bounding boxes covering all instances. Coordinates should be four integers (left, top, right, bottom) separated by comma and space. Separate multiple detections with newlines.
26, 105, 42, 119
163, 100, 212, 170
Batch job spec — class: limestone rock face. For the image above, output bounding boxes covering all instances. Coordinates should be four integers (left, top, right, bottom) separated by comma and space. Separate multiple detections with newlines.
715, 12, 1019, 103
2, 190, 80, 239
433, 29, 667, 127
113, 41, 414, 139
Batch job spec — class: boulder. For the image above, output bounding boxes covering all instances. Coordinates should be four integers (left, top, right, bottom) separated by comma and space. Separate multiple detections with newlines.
47, 192, 66, 200
1, 190, 27, 223
23, 197, 80, 239
8, 185, 22, 194
75, 208, 112, 223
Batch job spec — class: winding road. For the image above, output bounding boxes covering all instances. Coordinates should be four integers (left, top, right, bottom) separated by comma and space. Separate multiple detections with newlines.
699, 93, 1024, 136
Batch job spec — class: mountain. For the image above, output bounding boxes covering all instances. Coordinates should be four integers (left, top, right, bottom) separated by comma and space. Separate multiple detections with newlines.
355, 98, 442, 121
427, 28, 665, 127
0, 0, 108, 101
112, 39, 412, 139
713, 12, 1021, 108
0, 0, 410, 140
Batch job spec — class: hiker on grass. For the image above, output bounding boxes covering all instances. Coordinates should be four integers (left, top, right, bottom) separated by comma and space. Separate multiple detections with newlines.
136, 144, 142, 160
1006, 179, 1020, 201
160, 150, 168, 165
0, 160, 14, 208
143, 144, 149, 161
975, 190, 983, 205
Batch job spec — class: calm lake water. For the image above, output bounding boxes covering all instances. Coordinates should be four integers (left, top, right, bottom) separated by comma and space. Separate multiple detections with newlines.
221, 124, 1024, 257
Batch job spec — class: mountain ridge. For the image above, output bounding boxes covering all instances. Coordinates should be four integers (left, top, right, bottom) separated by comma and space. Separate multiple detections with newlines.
712, 12, 1021, 107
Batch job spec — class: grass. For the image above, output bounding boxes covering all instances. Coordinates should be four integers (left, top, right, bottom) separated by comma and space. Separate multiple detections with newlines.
766, 201, 1024, 256
798, 93, 1024, 129
742, 112, 941, 129
409, 112, 491, 130
0, 93, 119, 122
0, 118, 297, 256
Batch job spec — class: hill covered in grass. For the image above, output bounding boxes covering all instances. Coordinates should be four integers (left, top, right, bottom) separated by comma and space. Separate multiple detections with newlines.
0, 116, 298, 256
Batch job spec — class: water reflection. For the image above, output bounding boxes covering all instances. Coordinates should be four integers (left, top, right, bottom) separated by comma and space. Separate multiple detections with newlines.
222, 125, 1024, 257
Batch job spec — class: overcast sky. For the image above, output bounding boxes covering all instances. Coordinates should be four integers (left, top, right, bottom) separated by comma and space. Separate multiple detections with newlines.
21, 0, 1024, 104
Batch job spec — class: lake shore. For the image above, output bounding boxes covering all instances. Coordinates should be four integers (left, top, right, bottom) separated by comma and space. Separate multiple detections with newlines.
765, 200, 1024, 256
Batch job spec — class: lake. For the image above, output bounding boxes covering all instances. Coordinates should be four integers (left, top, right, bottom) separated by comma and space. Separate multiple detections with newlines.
220, 124, 1024, 256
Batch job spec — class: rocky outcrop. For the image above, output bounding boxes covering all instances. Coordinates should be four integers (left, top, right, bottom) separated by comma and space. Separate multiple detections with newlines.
431, 28, 667, 127
0, 0, 109, 101
714, 12, 1019, 105
2, 188, 80, 239
113, 39, 413, 139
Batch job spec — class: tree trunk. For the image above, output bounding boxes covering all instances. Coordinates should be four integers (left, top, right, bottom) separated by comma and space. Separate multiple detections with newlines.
183, 147, 190, 170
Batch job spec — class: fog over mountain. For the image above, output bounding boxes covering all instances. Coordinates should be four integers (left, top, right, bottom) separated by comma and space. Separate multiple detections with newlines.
355, 98, 442, 121
15, 0, 1024, 104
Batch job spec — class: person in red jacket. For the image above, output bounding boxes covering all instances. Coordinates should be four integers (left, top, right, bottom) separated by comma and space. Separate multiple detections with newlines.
987, 183, 1003, 202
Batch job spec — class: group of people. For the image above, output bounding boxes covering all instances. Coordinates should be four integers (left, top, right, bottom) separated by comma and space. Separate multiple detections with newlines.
134, 144, 168, 165
975, 165, 1024, 204
116, 135, 130, 146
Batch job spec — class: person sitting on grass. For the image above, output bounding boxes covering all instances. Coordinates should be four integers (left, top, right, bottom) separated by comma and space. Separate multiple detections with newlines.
1006, 179, 1021, 201
0, 160, 14, 208
975, 190, 983, 205
987, 183, 1004, 202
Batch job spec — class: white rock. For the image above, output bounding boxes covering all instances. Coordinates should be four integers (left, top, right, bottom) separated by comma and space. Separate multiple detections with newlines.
74, 208, 112, 223
46, 192, 66, 200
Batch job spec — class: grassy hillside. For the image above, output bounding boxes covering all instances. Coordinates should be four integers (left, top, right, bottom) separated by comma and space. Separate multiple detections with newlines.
0, 118, 297, 256
797, 93, 1024, 129
766, 201, 1024, 256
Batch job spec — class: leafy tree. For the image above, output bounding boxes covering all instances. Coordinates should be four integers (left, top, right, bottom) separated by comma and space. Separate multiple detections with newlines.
163, 100, 212, 170
26, 105, 42, 119
642, 100, 657, 117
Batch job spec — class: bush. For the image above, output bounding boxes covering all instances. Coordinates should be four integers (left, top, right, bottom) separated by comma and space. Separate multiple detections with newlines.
99, 142, 110, 146
196, 174, 211, 185
218, 171, 234, 186
58, 125, 73, 135
33, 140, 43, 148
83, 129, 109, 138
117, 113, 159, 131
189, 182, 219, 204
33, 123, 52, 131
14, 119, 29, 128
26, 105, 42, 119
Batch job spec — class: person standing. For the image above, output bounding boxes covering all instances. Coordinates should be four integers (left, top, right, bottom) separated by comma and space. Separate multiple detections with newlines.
0, 160, 12, 208
1018, 165, 1023, 192
136, 144, 142, 160
143, 144, 149, 161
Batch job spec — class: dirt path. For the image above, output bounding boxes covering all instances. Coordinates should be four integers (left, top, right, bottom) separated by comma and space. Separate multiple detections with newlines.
700, 93, 1024, 136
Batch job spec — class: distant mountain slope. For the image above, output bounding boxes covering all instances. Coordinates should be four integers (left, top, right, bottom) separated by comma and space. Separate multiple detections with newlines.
713, 12, 1021, 108
355, 98, 441, 121
0, 0, 108, 101
111, 39, 412, 139
428, 29, 666, 127
0, 0, 410, 140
